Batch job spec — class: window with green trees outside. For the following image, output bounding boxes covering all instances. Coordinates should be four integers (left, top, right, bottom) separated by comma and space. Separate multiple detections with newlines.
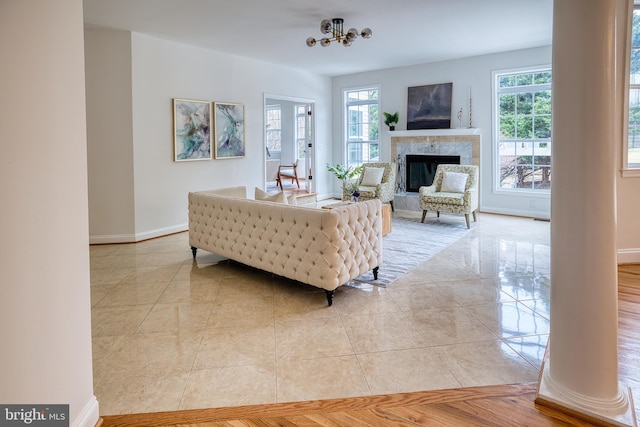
628, 6, 640, 170
344, 87, 379, 169
495, 68, 552, 191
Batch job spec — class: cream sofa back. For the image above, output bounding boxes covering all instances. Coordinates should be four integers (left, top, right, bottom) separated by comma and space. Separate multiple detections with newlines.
188, 187, 382, 293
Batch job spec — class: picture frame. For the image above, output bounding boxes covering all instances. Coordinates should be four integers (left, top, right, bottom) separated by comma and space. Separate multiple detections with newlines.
173, 98, 212, 161
214, 102, 245, 159
407, 83, 453, 130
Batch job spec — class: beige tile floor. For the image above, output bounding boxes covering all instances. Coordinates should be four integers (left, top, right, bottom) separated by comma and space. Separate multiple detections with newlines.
90, 210, 550, 415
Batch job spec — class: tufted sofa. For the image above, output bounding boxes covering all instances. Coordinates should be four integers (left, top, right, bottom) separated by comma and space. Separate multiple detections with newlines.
188, 187, 383, 305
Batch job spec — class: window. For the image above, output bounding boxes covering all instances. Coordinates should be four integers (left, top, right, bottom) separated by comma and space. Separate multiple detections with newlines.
344, 87, 379, 168
495, 68, 552, 191
627, 6, 640, 170
266, 105, 281, 154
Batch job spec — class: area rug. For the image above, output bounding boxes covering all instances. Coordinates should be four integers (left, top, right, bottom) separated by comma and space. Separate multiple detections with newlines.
352, 215, 470, 287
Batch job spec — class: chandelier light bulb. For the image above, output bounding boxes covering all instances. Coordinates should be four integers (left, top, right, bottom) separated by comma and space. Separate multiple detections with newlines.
320, 19, 332, 34
346, 28, 358, 42
306, 18, 372, 47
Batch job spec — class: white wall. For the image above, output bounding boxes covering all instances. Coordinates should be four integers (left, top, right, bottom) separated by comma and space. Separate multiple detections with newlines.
331, 46, 553, 219
85, 29, 136, 243
617, 178, 640, 262
85, 31, 332, 242
0, 1, 98, 426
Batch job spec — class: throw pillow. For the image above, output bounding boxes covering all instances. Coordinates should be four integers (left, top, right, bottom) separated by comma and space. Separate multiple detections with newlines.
360, 167, 385, 186
440, 171, 468, 193
255, 187, 288, 204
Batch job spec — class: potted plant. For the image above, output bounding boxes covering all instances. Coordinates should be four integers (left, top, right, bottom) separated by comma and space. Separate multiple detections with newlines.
383, 111, 399, 131
326, 163, 364, 199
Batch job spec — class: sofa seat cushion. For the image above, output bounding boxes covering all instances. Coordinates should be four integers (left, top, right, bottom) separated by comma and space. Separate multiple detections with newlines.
422, 192, 465, 206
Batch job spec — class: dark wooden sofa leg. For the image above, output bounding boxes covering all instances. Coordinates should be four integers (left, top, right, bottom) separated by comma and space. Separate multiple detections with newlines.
373, 266, 379, 280
191, 246, 197, 259
325, 290, 335, 306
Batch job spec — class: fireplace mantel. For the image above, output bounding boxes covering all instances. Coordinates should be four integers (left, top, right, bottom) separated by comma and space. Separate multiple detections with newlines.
390, 128, 482, 210
388, 128, 481, 137
390, 128, 481, 166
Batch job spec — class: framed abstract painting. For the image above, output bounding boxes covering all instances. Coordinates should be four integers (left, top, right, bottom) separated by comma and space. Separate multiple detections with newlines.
173, 98, 212, 161
214, 102, 245, 159
407, 83, 453, 130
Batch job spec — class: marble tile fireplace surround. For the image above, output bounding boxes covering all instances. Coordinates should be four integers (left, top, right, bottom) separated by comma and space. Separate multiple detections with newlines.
390, 129, 481, 211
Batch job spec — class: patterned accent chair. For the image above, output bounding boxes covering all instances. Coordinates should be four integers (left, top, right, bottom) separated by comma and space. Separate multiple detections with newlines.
342, 162, 397, 211
419, 164, 479, 229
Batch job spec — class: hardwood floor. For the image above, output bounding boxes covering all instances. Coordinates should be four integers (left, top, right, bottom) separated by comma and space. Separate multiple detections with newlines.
618, 263, 640, 414
100, 265, 640, 427
100, 383, 596, 427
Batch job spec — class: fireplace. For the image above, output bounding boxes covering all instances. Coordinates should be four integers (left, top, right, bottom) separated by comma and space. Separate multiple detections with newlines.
405, 154, 460, 192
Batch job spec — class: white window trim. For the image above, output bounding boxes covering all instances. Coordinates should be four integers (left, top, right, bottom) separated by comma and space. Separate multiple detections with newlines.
343, 85, 380, 168
623, 2, 640, 176
294, 104, 307, 160
265, 104, 282, 154
491, 65, 553, 195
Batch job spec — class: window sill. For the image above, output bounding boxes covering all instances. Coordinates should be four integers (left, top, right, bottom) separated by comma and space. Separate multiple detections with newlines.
621, 168, 640, 178
494, 188, 551, 197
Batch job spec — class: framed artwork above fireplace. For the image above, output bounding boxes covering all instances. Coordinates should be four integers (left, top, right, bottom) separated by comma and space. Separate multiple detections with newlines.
407, 83, 453, 130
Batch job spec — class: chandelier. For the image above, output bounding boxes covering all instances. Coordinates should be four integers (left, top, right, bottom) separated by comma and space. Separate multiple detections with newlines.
306, 18, 372, 47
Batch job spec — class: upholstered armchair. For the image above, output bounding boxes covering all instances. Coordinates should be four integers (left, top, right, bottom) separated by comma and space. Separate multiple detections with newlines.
419, 164, 479, 229
342, 162, 397, 211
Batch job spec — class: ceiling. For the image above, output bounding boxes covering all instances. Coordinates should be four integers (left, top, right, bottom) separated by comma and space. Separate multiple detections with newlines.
83, 0, 553, 77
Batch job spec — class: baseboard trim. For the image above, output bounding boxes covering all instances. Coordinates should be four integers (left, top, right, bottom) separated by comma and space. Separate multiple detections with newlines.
89, 233, 137, 244
134, 223, 188, 242
479, 205, 550, 220
618, 248, 640, 265
73, 395, 100, 427
89, 223, 188, 244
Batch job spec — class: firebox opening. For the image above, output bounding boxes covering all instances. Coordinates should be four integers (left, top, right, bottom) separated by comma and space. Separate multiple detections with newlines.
406, 154, 460, 192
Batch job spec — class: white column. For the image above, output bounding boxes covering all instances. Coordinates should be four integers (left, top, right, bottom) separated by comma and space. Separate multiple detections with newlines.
0, 1, 99, 426
536, 1, 636, 425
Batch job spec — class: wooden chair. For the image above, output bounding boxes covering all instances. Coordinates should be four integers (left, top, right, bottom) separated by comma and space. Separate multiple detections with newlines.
277, 160, 299, 190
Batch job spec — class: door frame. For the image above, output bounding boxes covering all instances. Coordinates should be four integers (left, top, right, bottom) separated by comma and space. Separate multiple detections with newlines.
263, 93, 316, 193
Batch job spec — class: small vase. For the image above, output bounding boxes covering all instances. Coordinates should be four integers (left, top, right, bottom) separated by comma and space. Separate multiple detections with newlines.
389, 125, 395, 131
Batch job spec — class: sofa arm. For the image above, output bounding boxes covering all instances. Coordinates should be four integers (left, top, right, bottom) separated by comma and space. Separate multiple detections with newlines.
464, 188, 479, 210
378, 180, 395, 199
419, 185, 436, 196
